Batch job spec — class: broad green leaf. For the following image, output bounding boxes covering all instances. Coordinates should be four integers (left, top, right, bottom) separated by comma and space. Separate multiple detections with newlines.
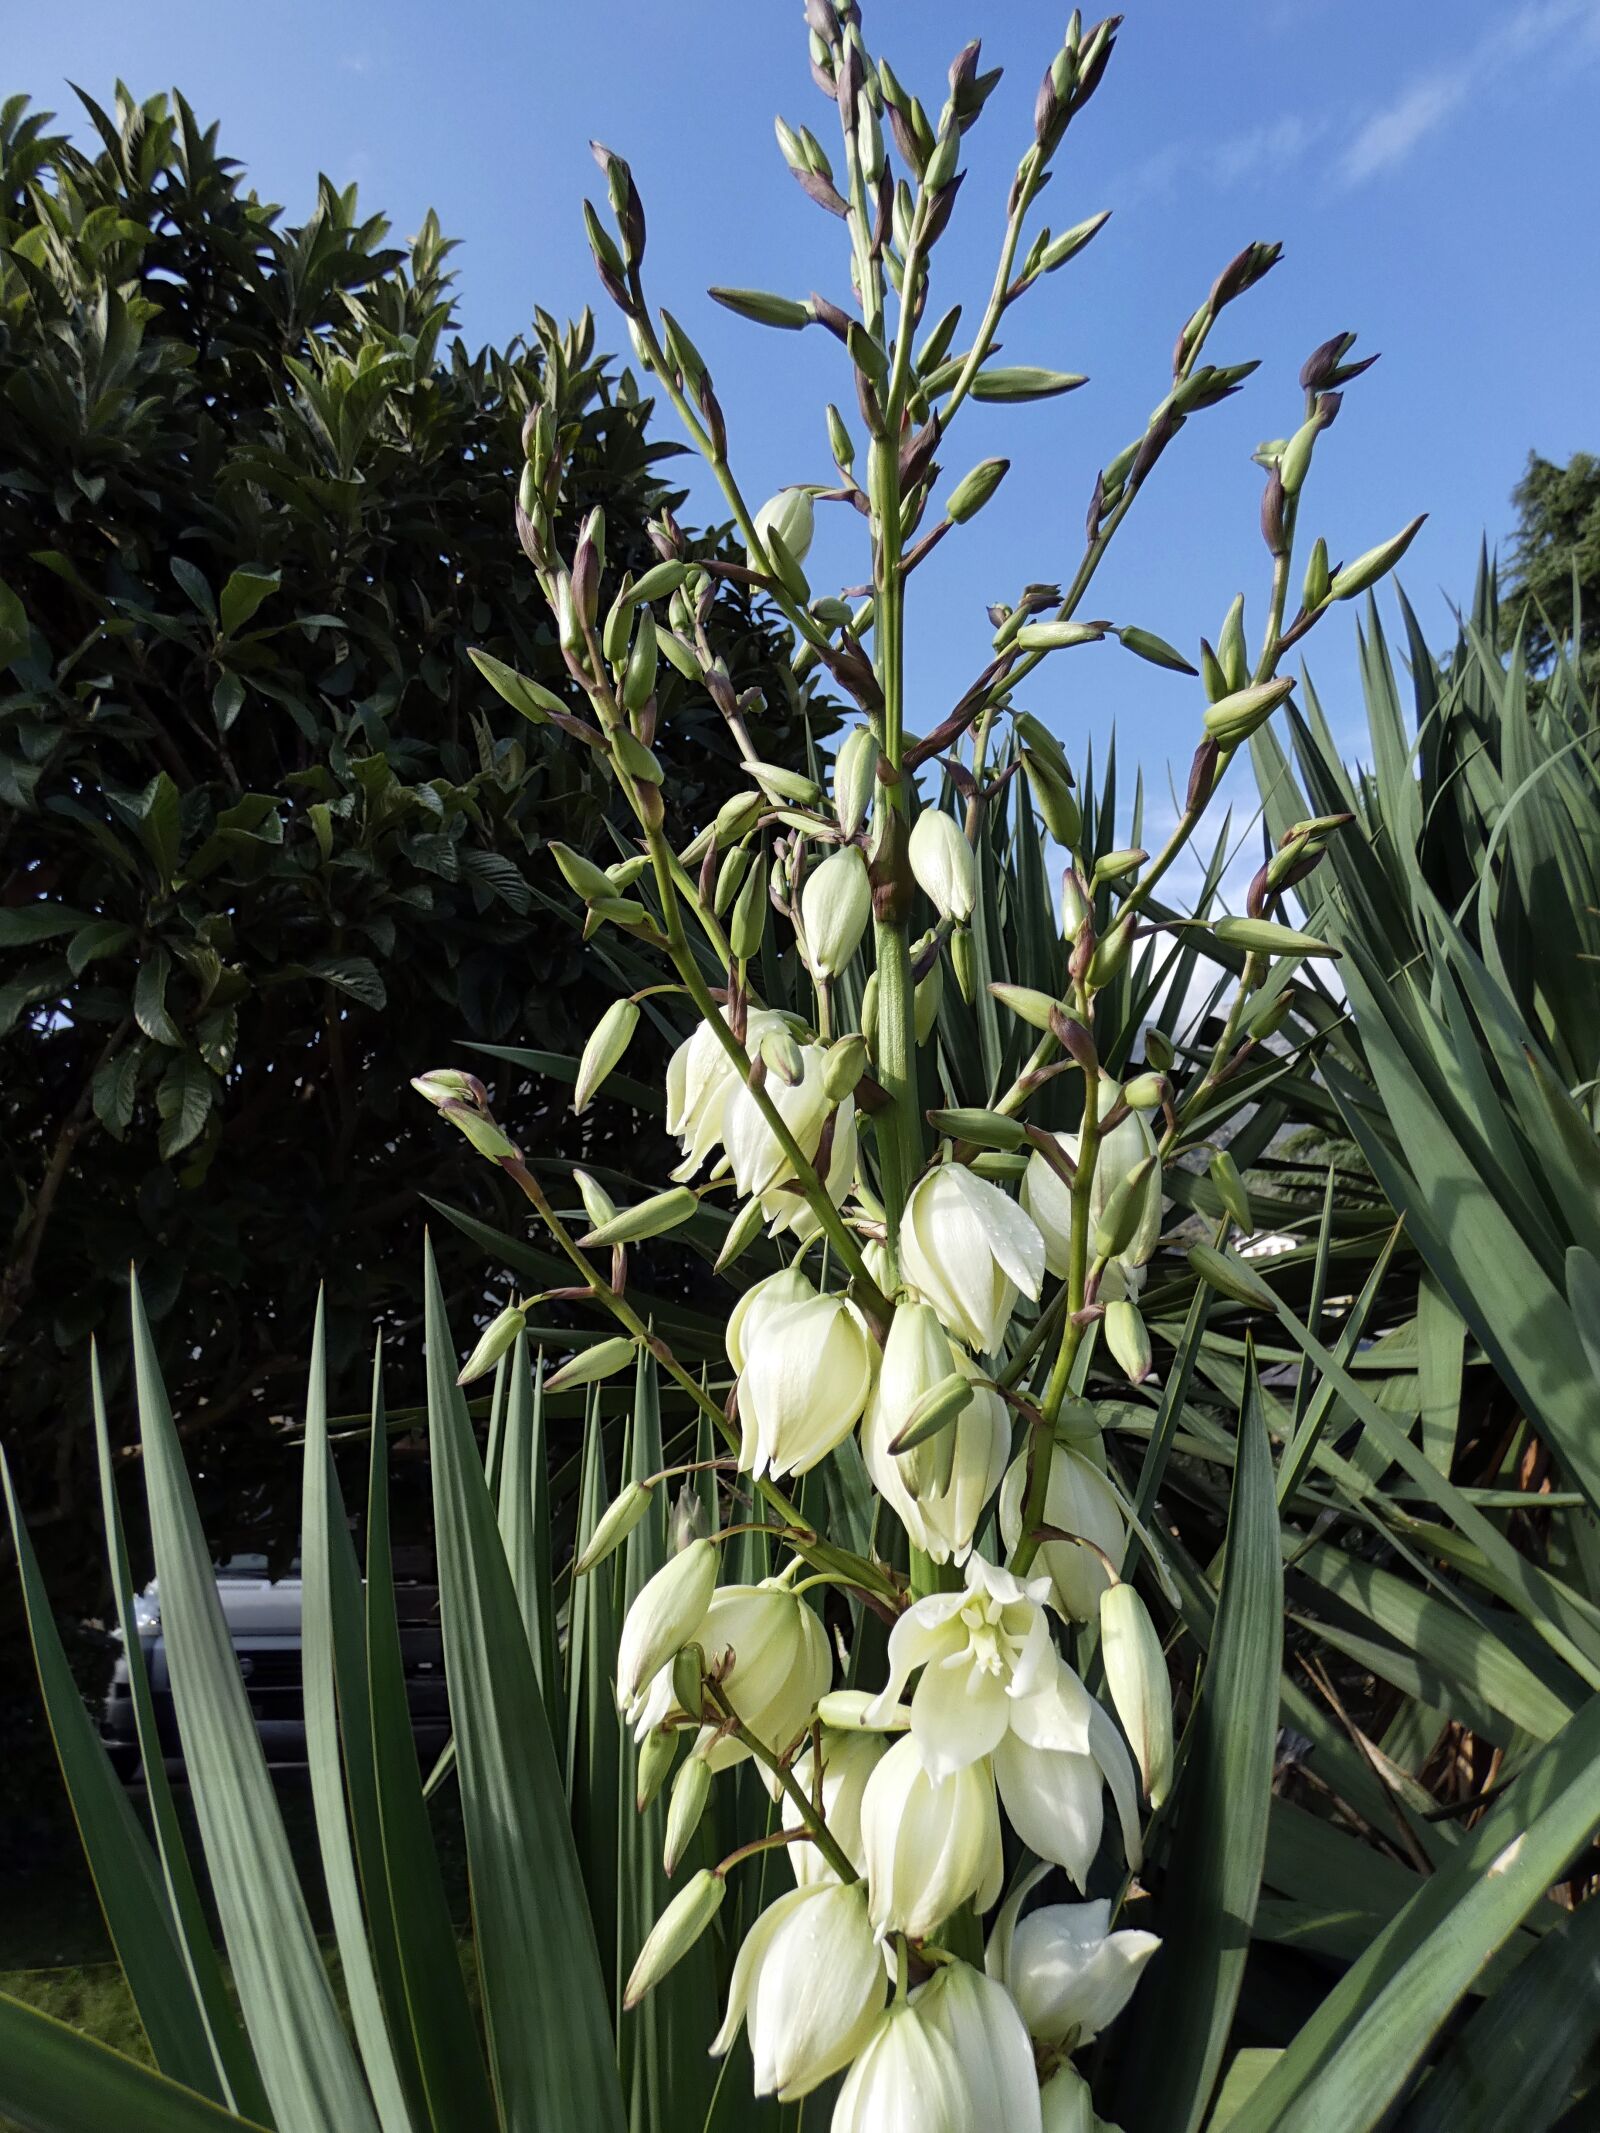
1226, 1693, 1600, 2133
0, 902, 90, 946
1, 1452, 224, 2100
130, 1276, 380, 2133
219, 567, 281, 637
1116, 1353, 1282, 2133
299, 1303, 416, 2131
0, 1992, 264, 2133
363, 1347, 498, 2133
423, 1238, 625, 2131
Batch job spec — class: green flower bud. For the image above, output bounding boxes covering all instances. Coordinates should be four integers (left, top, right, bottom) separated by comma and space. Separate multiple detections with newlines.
860, 970, 879, 1049
826, 403, 855, 473
914, 955, 943, 1042
927, 1108, 1027, 1152
1122, 1071, 1165, 1111
608, 855, 651, 890
1247, 988, 1293, 1040
574, 997, 639, 1113
573, 1168, 617, 1232
635, 1726, 678, 1814
1201, 676, 1296, 746
1209, 1148, 1253, 1232
822, 1033, 868, 1101
1087, 920, 1132, 989
760, 1025, 806, 1086
1327, 514, 1426, 602
439, 1104, 522, 1163
742, 759, 822, 809
951, 923, 976, 1003
550, 841, 616, 902
887, 1370, 972, 1457
713, 1191, 768, 1274
802, 844, 872, 977
468, 649, 568, 725
1144, 1029, 1175, 1073
1094, 1156, 1158, 1260
944, 456, 1010, 523
1218, 596, 1247, 691
574, 1479, 656, 1576
411, 1068, 487, 1110
1302, 536, 1331, 611
622, 605, 658, 711
1103, 1298, 1152, 1385
708, 285, 812, 330
1022, 749, 1082, 846
1100, 1581, 1174, 1806
456, 1303, 528, 1387
1092, 847, 1145, 889
544, 1335, 640, 1393
663, 1753, 711, 1877
729, 851, 770, 961
832, 725, 880, 838
1014, 618, 1105, 652
1213, 915, 1338, 959
623, 1870, 726, 2009
579, 1186, 699, 1248
1060, 868, 1091, 937
987, 982, 1058, 1032
1117, 625, 1198, 676
612, 728, 663, 785
1187, 1243, 1279, 1310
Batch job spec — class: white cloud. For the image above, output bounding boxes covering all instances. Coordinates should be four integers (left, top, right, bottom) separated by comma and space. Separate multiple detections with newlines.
1339, 0, 1600, 185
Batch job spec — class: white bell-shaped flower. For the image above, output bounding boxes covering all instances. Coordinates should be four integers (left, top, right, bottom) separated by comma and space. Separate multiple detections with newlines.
727, 1264, 816, 1372
860, 1304, 1009, 1565
900, 1163, 1045, 1354
665, 1006, 790, 1178
998, 1445, 1127, 1622
987, 1870, 1159, 2049
908, 807, 978, 924
692, 1578, 832, 1773
783, 1730, 885, 1886
724, 1041, 852, 1202
858, 1732, 1003, 1940
1021, 1081, 1162, 1283
759, 1096, 857, 1240
614, 1539, 716, 1727
801, 843, 872, 978
711, 1880, 886, 2100
735, 1290, 875, 1480
867, 1551, 1118, 1887
833, 1960, 1044, 2133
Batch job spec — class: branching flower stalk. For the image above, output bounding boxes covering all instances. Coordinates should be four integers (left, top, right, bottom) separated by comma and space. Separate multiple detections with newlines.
420, 5, 1422, 2123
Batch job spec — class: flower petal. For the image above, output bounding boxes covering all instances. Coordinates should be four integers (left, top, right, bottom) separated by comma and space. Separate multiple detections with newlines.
911, 1649, 1009, 1780
994, 1735, 1104, 1888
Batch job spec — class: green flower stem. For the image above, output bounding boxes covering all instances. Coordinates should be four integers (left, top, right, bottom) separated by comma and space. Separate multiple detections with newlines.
701, 1679, 858, 1884
938, 150, 1046, 425
1009, 1053, 1101, 1576
1160, 950, 1266, 1157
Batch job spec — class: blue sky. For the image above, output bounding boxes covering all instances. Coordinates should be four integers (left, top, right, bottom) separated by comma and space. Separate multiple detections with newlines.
12, 0, 1600, 882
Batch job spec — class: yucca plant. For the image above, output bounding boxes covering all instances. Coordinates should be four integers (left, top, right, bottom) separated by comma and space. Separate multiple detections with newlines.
9, 6, 1597, 2133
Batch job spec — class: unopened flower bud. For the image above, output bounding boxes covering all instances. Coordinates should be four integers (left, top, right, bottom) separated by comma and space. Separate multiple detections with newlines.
1122, 1071, 1164, 1110
456, 1303, 527, 1388
410, 1067, 488, 1111
1060, 867, 1091, 936
859, 1736, 1002, 1939
1209, 1148, 1254, 1232
623, 1869, 726, 2009
1326, 514, 1426, 602
750, 486, 815, 569
615, 1538, 717, 1724
663, 1751, 711, 1876
908, 809, 977, 924
635, 1726, 677, 1813
579, 1186, 699, 1248
712, 1881, 886, 2099
546, 1335, 640, 1396
832, 725, 879, 838
574, 997, 639, 1113
914, 954, 943, 1042
1100, 1581, 1174, 1806
900, 1163, 1044, 1353
822, 1032, 868, 1101
1103, 1299, 1152, 1385
989, 982, 1058, 1032
575, 1479, 655, 1577
1202, 676, 1296, 746
802, 844, 871, 976
729, 851, 769, 962
760, 1024, 806, 1086
945, 456, 1010, 523
950, 923, 976, 1001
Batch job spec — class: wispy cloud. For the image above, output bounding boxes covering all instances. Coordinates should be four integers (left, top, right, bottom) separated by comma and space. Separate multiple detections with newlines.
1115, 1, 1600, 205
1340, 0, 1600, 183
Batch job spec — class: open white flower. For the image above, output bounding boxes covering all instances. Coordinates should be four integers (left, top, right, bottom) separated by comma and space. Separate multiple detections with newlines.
998, 1445, 1127, 1622
783, 1730, 885, 1886
711, 1880, 886, 2100
900, 1163, 1045, 1353
860, 1304, 1009, 1565
858, 1732, 1003, 1939
727, 1264, 816, 1372
868, 1551, 1120, 1887
1021, 1081, 1162, 1285
735, 1289, 875, 1480
692, 1578, 832, 1774
665, 1007, 791, 1178
724, 1040, 846, 1201
833, 1960, 1043, 2133
987, 1865, 1159, 2048
759, 1095, 858, 1240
